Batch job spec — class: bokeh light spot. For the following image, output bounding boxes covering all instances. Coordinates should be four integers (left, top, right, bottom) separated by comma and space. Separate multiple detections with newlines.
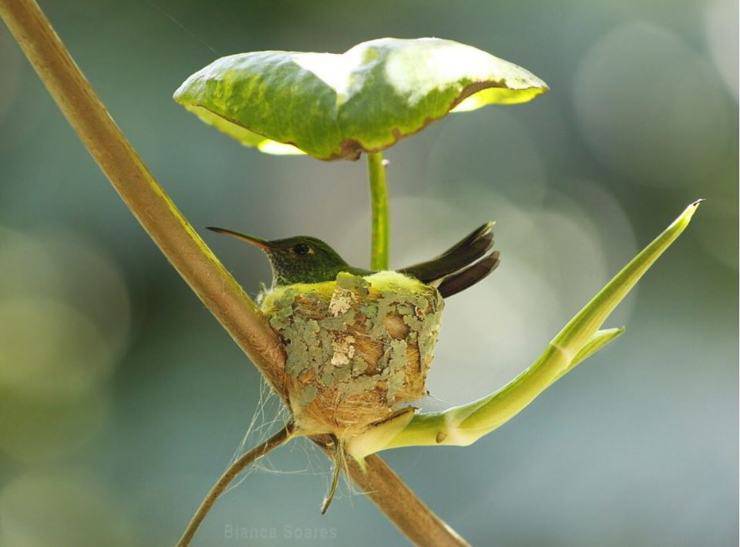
573, 21, 734, 188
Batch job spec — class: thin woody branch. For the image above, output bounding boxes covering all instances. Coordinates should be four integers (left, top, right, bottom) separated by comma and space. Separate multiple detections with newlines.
0, 1, 466, 544
178, 424, 295, 547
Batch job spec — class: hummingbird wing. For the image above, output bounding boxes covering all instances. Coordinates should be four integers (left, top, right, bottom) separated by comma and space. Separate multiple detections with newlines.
399, 222, 499, 297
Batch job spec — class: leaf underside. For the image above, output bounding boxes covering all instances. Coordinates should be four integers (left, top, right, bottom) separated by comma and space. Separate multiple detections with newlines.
174, 37, 548, 160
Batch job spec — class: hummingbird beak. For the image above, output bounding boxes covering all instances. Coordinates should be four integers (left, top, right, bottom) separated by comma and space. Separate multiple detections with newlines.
206, 227, 270, 251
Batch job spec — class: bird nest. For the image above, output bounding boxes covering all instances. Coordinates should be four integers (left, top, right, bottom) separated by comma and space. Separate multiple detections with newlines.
260, 271, 444, 439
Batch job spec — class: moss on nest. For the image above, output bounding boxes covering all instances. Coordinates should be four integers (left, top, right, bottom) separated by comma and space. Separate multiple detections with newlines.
260, 271, 444, 439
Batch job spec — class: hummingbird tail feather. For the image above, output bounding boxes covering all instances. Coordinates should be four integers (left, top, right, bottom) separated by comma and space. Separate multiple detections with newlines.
437, 250, 500, 298
399, 221, 494, 284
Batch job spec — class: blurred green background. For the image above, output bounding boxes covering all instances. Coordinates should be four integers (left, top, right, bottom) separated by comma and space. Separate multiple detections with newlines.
0, 0, 737, 545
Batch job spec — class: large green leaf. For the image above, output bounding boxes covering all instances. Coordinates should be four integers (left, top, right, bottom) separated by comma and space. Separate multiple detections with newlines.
173, 38, 548, 160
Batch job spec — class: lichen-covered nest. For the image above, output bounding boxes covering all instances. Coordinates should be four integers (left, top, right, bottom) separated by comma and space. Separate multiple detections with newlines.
260, 271, 444, 439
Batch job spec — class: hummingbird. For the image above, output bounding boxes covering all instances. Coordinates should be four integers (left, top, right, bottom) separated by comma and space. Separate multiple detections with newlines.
206, 222, 500, 298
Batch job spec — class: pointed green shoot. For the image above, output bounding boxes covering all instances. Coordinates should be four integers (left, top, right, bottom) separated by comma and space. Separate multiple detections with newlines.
346, 201, 701, 459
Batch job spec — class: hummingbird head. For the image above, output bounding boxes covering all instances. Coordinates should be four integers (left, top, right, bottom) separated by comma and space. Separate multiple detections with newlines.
207, 227, 354, 286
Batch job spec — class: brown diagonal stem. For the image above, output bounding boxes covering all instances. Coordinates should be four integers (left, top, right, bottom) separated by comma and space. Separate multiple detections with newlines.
349, 455, 470, 546
0, 0, 287, 393
0, 1, 468, 545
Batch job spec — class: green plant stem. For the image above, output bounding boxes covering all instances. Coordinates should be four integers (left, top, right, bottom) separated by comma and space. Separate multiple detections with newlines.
178, 424, 294, 547
367, 151, 389, 270
0, 2, 467, 545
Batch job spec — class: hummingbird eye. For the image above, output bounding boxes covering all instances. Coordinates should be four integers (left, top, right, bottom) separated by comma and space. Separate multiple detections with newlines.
292, 243, 312, 256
